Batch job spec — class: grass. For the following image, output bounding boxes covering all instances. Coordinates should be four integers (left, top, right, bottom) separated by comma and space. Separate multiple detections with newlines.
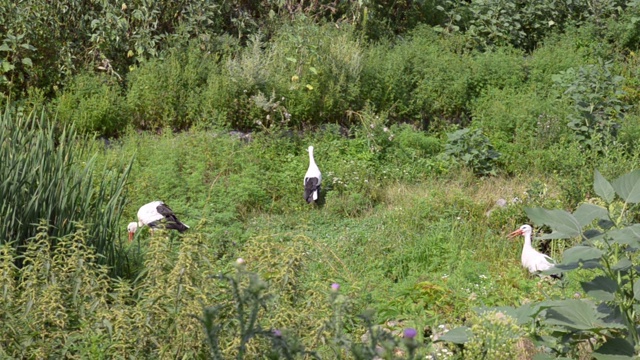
1, 117, 620, 357
94, 127, 580, 337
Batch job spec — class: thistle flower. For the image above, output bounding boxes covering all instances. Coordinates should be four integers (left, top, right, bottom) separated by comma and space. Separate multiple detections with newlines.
273, 329, 282, 337
236, 258, 245, 265
404, 328, 417, 339
331, 283, 340, 292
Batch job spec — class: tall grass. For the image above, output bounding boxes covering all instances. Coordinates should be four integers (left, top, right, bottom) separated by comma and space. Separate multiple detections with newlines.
0, 105, 132, 273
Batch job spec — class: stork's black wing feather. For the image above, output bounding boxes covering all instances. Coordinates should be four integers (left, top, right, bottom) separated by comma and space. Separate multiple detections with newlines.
304, 177, 320, 203
156, 203, 189, 233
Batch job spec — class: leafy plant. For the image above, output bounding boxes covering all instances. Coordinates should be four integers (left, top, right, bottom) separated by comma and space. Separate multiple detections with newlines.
443, 127, 500, 176
552, 59, 630, 149
0, 33, 36, 98
442, 169, 640, 359
56, 72, 128, 137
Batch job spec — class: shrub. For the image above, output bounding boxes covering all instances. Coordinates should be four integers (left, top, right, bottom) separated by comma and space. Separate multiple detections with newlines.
443, 127, 500, 176
362, 26, 525, 128
56, 72, 128, 137
0, 225, 112, 358
470, 86, 573, 174
552, 59, 629, 149
126, 44, 214, 130
527, 24, 615, 92
268, 19, 363, 127
463, 310, 524, 360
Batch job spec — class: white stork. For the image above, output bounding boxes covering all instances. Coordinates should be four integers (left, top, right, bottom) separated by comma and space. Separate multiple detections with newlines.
304, 146, 322, 203
508, 224, 561, 278
127, 201, 189, 241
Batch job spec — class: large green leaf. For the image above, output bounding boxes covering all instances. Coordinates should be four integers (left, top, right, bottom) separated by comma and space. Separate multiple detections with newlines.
436, 326, 471, 344
594, 169, 615, 203
581, 276, 617, 302
612, 258, 633, 272
611, 170, 640, 204
573, 203, 608, 227
606, 225, 640, 249
561, 246, 604, 265
592, 338, 636, 360
634, 279, 640, 301
525, 207, 581, 239
543, 299, 625, 331
476, 305, 537, 326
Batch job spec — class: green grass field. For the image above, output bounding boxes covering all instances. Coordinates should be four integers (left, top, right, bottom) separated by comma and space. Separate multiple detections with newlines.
92, 128, 586, 356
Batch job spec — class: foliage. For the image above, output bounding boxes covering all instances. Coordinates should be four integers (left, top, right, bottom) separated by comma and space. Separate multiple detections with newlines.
269, 19, 363, 127
443, 128, 500, 176
0, 225, 112, 358
435, 0, 626, 52
199, 259, 443, 359
0, 33, 36, 99
56, 72, 128, 137
0, 106, 132, 272
552, 59, 630, 149
459, 310, 524, 359
442, 169, 640, 359
126, 44, 215, 130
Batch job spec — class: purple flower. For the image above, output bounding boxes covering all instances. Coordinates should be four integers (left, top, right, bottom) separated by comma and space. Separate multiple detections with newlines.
273, 329, 282, 337
404, 328, 417, 339
331, 283, 340, 292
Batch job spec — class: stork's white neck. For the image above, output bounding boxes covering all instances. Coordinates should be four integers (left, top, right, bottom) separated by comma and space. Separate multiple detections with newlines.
522, 231, 535, 253
308, 147, 316, 165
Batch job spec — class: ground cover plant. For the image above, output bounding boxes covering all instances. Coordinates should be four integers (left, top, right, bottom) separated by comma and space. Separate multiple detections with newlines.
5, 0, 640, 358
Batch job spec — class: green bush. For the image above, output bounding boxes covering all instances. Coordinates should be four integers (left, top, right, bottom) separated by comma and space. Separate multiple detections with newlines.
552, 59, 629, 149
471, 86, 573, 171
56, 72, 128, 137
527, 24, 615, 92
256, 19, 363, 128
361, 27, 525, 127
443, 127, 500, 176
126, 44, 214, 130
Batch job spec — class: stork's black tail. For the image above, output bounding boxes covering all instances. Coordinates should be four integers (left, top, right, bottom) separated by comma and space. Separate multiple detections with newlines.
156, 203, 190, 233
304, 177, 320, 203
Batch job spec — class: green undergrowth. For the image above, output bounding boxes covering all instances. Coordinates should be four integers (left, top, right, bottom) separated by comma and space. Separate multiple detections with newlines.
5, 119, 637, 357
91, 126, 587, 328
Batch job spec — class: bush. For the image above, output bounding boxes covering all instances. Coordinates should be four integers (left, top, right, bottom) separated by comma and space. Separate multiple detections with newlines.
56, 72, 128, 137
471, 86, 573, 167
361, 26, 525, 128
267, 19, 363, 127
527, 24, 615, 92
443, 127, 500, 176
552, 59, 629, 149
126, 44, 214, 130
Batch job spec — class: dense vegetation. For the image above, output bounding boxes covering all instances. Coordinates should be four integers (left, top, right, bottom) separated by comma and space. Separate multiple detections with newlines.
4, 0, 640, 358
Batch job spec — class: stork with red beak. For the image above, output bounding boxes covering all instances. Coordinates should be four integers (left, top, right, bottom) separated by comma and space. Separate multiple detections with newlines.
508, 224, 561, 278
127, 201, 189, 241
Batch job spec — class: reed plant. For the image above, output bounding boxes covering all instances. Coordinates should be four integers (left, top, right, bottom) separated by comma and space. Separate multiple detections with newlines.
0, 105, 132, 273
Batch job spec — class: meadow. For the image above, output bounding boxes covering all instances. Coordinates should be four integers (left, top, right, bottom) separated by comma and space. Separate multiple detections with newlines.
4, 0, 640, 358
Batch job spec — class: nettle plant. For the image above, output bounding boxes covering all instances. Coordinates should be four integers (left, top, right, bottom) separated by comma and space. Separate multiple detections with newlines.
442, 169, 640, 358
442, 127, 500, 176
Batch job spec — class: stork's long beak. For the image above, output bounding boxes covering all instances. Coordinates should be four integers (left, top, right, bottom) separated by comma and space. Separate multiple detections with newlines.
128, 231, 134, 242
507, 228, 524, 239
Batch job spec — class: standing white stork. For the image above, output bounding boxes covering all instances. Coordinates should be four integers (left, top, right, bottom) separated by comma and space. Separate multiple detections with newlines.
304, 145, 322, 204
508, 224, 562, 278
127, 200, 189, 241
